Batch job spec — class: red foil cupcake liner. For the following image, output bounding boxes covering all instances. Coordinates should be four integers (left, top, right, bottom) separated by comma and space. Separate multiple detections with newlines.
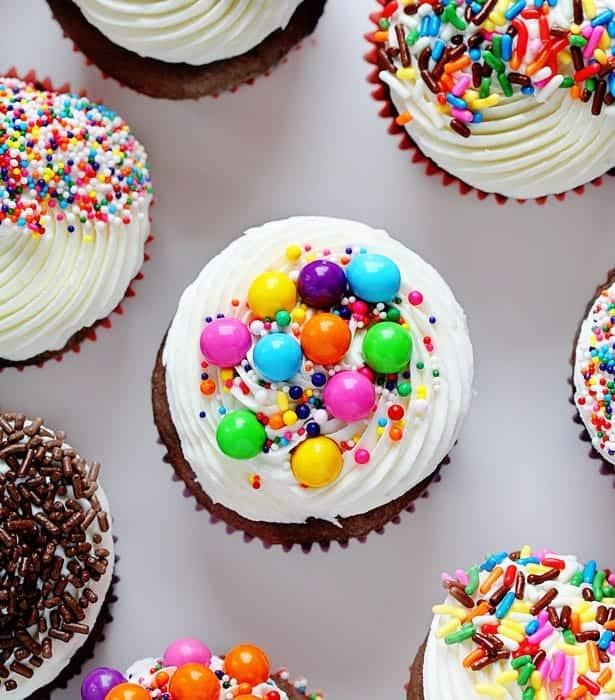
0, 68, 154, 372
569, 268, 615, 484
31, 535, 120, 700
365, 0, 613, 205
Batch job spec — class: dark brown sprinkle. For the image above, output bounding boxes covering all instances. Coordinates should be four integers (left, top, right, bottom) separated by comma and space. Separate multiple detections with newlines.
451, 34, 464, 45
472, 650, 510, 671
472, 63, 483, 88
473, 0, 498, 25
467, 33, 485, 49
448, 43, 467, 62
592, 79, 607, 115
547, 606, 560, 628
550, 25, 568, 37
489, 584, 511, 607
418, 47, 432, 71
465, 4, 473, 22
506, 25, 518, 38
560, 605, 571, 629
377, 48, 396, 73
532, 649, 546, 669
421, 70, 441, 94
515, 571, 526, 600
576, 630, 600, 642
573, 0, 583, 23
582, 88, 593, 103
432, 49, 450, 81
450, 118, 471, 138
571, 45, 584, 72
508, 72, 532, 87
530, 588, 558, 616
447, 582, 475, 608
483, 62, 494, 78
386, 46, 401, 59
582, 586, 595, 600
600, 649, 611, 664
0, 414, 110, 690
404, 3, 418, 13
527, 568, 560, 585
472, 632, 502, 655
434, 3, 444, 15
608, 607, 615, 623
395, 25, 411, 67
597, 605, 608, 625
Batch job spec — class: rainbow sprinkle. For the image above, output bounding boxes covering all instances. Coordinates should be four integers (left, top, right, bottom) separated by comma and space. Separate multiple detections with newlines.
434, 547, 615, 698
373, 0, 615, 137
0, 77, 151, 235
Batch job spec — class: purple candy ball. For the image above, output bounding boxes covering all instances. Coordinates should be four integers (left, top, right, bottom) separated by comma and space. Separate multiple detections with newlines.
81, 667, 125, 700
297, 260, 347, 309
163, 638, 212, 668
200, 318, 252, 368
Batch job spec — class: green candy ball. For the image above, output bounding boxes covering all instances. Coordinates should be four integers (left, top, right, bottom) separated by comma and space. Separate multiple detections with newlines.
275, 310, 291, 327
216, 410, 266, 460
362, 322, 412, 374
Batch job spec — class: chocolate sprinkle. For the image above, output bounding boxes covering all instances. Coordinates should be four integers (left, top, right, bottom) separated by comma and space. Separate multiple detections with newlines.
0, 413, 111, 691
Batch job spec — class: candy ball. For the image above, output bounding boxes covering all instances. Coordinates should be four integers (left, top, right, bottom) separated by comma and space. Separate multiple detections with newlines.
346, 253, 401, 302
323, 371, 376, 422
224, 645, 270, 686
168, 663, 219, 700
248, 272, 296, 319
362, 322, 412, 374
235, 696, 260, 700
300, 313, 351, 366
354, 448, 371, 465
163, 638, 212, 669
297, 260, 347, 309
200, 318, 251, 368
104, 684, 150, 700
253, 333, 302, 382
81, 668, 125, 700
291, 437, 343, 488
216, 410, 266, 460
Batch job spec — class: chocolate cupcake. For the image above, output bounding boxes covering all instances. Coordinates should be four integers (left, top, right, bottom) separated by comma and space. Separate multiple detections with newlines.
46, 0, 327, 99
407, 546, 615, 699
0, 76, 153, 369
152, 216, 474, 551
572, 270, 615, 468
0, 411, 116, 699
368, 0, 615, 201
80, 637, 322, 700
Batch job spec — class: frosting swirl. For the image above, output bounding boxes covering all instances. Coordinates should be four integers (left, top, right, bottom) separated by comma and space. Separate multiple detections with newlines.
163, 217, 473, 524
71, 0, 305, 65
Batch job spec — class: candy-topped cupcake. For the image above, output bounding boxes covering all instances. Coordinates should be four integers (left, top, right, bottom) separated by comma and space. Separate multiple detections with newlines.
80, 638, 322, 700
369, 0, 615, 199
407, 546, 615, 699
152, 217, 473, 550
0, 76, 153, 368
46, 0, 327, 99
572, 270, 615, 467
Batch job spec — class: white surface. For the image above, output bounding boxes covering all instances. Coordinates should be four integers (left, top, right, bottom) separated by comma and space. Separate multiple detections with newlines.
1, 2, 614, 699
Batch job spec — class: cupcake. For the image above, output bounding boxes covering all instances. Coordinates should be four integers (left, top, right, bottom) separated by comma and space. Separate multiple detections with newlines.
0, 410, 116, 699
0, 76, 153, 369
407, 546, 615, 699
80, 638, 322, 700
572, 269, 615, 467
152, 216, 473, 551
368, 0, 615, 200
46, 0, 328, 100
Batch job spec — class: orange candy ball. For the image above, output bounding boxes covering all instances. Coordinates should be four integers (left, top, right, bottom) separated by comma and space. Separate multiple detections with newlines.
104, 684, 150, 700
237, 683, 254, 695
300, 313, 351, 366
235, 696, 260, 700
224, 645, 270, 686
168, 663, 219, 700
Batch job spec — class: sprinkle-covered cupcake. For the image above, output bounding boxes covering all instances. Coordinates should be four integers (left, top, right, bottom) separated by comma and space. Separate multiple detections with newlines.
46, 0, 327, 100
0, 76, 152, 369
572, 270, 615, 467
152, 216, 473, 550
0, 411, 116, 699
368, 0, 615, 200
80, 638, 322, 700
407, 546, 615, 699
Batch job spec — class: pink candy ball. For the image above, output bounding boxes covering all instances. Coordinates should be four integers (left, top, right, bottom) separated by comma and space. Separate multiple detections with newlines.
408, 290, 424, 306
162, 638, 212, 668
354, 449, 371, 465
323, 371, 376, 422
200, 318, 251, 368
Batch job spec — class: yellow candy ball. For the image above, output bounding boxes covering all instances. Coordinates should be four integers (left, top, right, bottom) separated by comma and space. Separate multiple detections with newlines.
248, 272, 297, 319
283, 410, 298, 426
286, 244, 302, 261
291, 307, 306, 324
291, 437, 343, 488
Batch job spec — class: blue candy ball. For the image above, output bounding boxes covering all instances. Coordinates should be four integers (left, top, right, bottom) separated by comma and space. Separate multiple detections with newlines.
346, 253, 401, 302
253, 333, 302, 382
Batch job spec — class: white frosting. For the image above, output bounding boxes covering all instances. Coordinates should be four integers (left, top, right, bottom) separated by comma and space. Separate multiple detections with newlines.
71, 0, 305, 65
163, 217, 473, 524
573, 280, 615, 465
423, 551, 615, 699
125, 654, 289, 699
1, 421, 115, 700
0, 195, 151, 362
381, 0, 615, 199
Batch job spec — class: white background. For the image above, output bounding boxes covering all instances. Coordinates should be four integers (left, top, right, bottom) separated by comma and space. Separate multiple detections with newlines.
2, 1, 615, 698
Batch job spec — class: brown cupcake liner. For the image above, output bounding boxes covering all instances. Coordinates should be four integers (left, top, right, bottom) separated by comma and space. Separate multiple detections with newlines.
569, 267, 615, 483
365, 0, 614, 205
405, 637, 427, 700
152, 334, 449, 554
46, 0, 325, 100
30, 535, 119, 700
0, 67, 154, 372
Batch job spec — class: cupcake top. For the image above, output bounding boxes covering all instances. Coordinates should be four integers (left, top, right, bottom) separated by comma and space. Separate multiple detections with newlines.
80, 638, 318, 700
0, 76, 152, 362
71, 0, 305, 65
0, 411, 114, 699
573, 278, 615, 465
423, 546, 615, 699
163, 217, 473, 524
374, 0, 615, 198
